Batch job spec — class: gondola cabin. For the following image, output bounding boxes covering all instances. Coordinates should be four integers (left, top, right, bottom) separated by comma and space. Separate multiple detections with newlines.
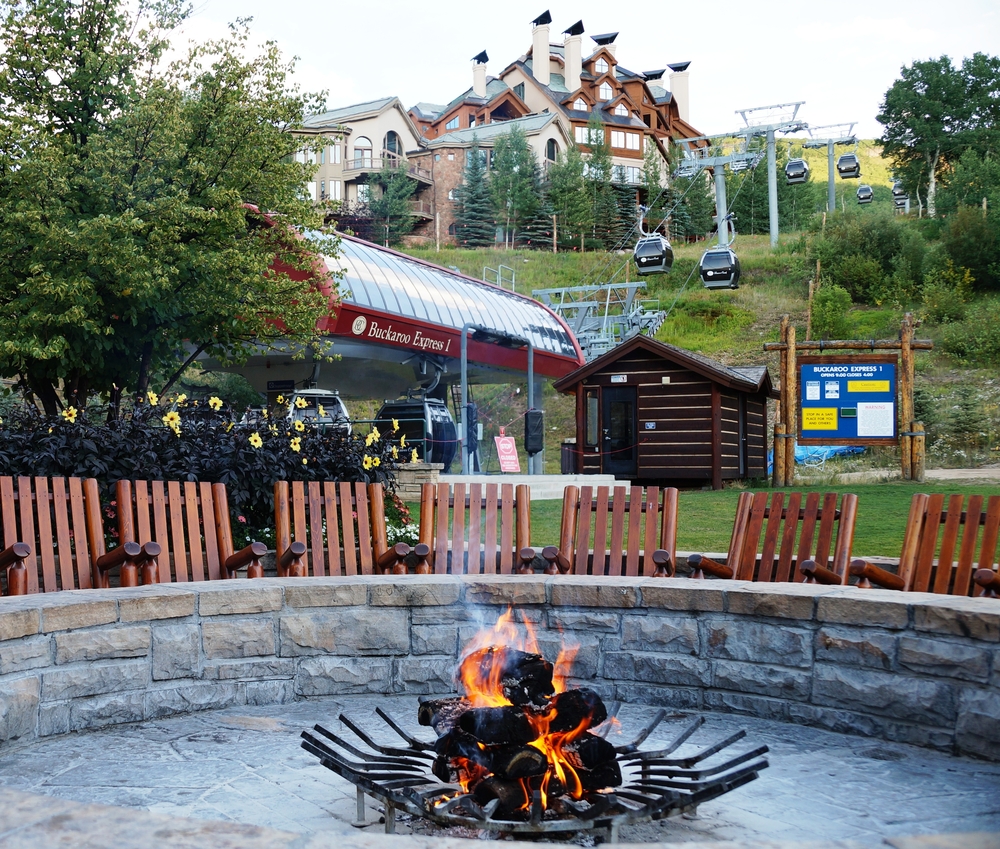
374, 396, 458, 472
836, 153, 861, 179
699, 247, 741, 290
633, 235, 674, 275
892, 181, 907, 198
785, 159, 809, 184
894, 194, 909, 209
554, 335, 774, 489
856, 184, 874, 204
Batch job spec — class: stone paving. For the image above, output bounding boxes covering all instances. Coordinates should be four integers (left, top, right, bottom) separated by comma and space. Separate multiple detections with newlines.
0, 696, 997, 846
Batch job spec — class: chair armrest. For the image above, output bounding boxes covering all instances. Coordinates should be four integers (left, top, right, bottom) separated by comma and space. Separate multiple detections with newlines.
974, 568, 1000, 597
650, 550, 674, 578
225, 542, 268, 579
1, 542, 32, 596
541, 545, 571, 575
278, 541, 307, 577
412, 543, 432, 574
800, 559, 843, 585
517, 547, 536, 575
687, 553, 734, 579
96, 541, 142, 573
377, 542, 411, 575
849, 559, 905, 590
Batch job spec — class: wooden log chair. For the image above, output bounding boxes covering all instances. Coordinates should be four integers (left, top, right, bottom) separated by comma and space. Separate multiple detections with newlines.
416, 482, 532, 574
0, 475, 151, 595
114, 480, 265, 583
273, 480, 410, 577
848, 493, 1000, 597
539, 485, 678, 577
690, 491, 859, 584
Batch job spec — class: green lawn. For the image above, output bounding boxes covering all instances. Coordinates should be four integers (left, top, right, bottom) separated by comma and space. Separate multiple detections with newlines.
524, 482, 1000, 558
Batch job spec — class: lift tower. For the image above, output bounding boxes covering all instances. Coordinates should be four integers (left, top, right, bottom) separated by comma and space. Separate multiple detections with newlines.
803, 123, 858, 213
733, 102, 807, 247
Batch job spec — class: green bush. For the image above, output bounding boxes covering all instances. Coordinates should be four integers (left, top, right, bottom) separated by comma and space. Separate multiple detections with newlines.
920, 259, 973, 323
830, 253, 889, 304
811, 284, 853, 340
0, 398, 403, 543
939, 298, 1000, 365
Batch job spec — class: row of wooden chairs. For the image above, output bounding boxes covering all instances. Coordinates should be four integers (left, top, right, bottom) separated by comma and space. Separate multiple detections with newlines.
2, 475, 998, 599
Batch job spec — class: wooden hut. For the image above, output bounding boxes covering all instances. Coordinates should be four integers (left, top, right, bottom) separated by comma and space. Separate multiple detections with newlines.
554, 335, 775, 489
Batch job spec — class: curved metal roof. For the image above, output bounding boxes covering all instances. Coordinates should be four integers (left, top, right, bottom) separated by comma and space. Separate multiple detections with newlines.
326, 235, 582, 362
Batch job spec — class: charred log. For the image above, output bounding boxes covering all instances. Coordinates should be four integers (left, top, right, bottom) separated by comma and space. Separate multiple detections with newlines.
418, 696, 470, 732
576, 760, 623, 791
462, 647, 554, 707
472, 776, 529, 818
564, 733, 617, 771
546, 689, 608, 733
433, 727, 488, 766
490, 745, 549, 780
458, 706, 536, 746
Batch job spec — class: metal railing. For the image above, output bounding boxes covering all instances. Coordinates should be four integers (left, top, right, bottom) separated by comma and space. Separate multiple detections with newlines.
341, 151, 433, 182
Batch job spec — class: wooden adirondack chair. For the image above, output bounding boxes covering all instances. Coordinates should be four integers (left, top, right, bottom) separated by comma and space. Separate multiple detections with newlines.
849, 493, 1000, 597
273, 480, 411, 577
690, 491, 859, 584
539, 485, 678, 577
1, 476, 148, 595
115, 480, 265, 583
415, 482, 532, 574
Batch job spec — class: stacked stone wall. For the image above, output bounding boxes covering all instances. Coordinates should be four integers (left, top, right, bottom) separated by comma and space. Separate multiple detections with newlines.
1, 577, 998, 760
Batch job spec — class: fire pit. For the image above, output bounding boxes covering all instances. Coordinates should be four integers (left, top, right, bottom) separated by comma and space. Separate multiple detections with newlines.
302, 612, 769, 841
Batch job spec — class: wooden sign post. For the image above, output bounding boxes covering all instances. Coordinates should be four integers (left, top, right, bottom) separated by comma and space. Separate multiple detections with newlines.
765, 313, 931, 487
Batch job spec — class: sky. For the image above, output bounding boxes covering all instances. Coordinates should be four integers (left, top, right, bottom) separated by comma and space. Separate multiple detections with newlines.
179, 0, 999, 140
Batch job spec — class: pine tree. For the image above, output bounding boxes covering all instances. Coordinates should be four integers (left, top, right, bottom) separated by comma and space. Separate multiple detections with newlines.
519, 159, 556, 250
489, 125, 538, 248
584, 114, 617, 248
548, 145, 591, 250
641, 143, 670, 234
452, 139, 495, 247
368, 162, 416, 246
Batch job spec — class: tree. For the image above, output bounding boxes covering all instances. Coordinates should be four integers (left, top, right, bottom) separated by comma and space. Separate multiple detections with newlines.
488, 125, 538, 247
877, 53, 1000, 217
547, 145, 591, 249
583, 113, 617, 248
0, 0, 332, 415
452, 139, 495, 246
640, 143, 669, 233
368, 162, 415, 247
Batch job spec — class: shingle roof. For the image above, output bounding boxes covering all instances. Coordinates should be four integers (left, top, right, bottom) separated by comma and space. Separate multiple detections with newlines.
303, 97, 396, 126
424, 113, 557, 147
411, 102, 446, 119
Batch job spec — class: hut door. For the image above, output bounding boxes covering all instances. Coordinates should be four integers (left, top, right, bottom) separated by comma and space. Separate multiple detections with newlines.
602, 386, 637, 477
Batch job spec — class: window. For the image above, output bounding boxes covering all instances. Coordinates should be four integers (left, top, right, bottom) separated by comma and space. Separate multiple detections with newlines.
353, 136, 372, 166
320, 180, 325, 199
614, 103, 628, 117
330, 180, 341, 200
384, 130, 401, 156
330, 144, 341, 164
357, 183, 370, 203
614, 165, 642, 184
611, 130, 625, 148
445, 115, 460, 130
594, 57, 608, 74
448, 222, 456, 235
514, 83, 525, 100
573, 98, 588, 111
599, 82, 613, 100
448, 189, 455, 200
575, 126, 602, 145
612, 131, 640, 150
319, 148, 325, 165
585, 389, 599, 447
546, 139, 558, 161
448, 153, 455, 161
469, 116, 476, 127
627, 133, 641, 151
435, 154, 441, 161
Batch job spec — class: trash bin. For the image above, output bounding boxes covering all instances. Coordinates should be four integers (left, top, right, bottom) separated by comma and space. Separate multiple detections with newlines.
560, 439, 577, 474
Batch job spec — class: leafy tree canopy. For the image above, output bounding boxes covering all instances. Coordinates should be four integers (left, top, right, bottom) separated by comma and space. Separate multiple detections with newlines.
489, 125, 538, 248
0, 0, 335, 414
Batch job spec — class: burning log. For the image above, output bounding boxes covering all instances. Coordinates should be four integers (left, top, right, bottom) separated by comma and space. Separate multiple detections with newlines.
546, 688, 608, 733
417, 696, 470, 732
462, 647, 554, 707
458, 706, 536, 746
576, 760, 623, 792
490, 745, 549, 780
472, 776, 529, 816
563, 732, 616, 771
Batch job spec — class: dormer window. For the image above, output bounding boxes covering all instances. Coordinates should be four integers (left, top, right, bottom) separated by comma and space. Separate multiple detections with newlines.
599, 82, 613, 100
445, 115, 460, 130
573, 97, 588, 111
595, 57, 608, 74
614, 103, 628, 117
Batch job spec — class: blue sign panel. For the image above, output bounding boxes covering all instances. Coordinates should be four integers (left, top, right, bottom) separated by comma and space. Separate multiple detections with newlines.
798, 357, 897, 444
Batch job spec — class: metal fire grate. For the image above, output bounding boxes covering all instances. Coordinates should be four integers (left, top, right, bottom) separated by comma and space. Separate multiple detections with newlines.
301, 704, 769, 842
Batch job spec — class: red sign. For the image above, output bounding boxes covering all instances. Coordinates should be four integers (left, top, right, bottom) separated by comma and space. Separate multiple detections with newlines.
494, 436, 520, 473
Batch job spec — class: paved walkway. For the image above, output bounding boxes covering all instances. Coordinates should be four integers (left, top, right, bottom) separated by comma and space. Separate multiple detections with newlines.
0, 696, 997, 846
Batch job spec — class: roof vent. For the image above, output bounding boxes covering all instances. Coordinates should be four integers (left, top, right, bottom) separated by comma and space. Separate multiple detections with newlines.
472, 50, 489, 64
668, 61, 691, 73
591, 32, 618, 45
532, 9, 552, 26
563, 20, 584, 36
643, 69, 665, 81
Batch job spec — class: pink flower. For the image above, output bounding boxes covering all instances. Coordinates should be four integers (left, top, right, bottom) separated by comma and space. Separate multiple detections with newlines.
238, 515, 247, 523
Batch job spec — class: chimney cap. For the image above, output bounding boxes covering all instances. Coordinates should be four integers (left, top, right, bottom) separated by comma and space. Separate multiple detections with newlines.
642, 69, 665, 81
591, 32, 618, 45
668, 61, 691, 73
563, 20, 584, 36
532, 10, 552, 26
472, 50, 489, 64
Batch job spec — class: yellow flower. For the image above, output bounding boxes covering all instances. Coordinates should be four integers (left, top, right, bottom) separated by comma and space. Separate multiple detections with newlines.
146, 390, 158, 405
270, 424, 278, 434
365, 431, 376, 447
248, 432, 263, 449
392, 418, 399, 432
175, 393, 187, 406
302, 458, 308, 465
289, 437, 302, 452
225, 422, 234, 432
318, 405, 326, 417
61, 406, 78, 423
391, 446, 398, 459
162, 411, 181, 428
294, 420, 305, 432
362, 454, 373, 470
276, 395, 285, 405
410, 448, 419, 463
261, 409, 269, 419
208, 396, 223, 411
371, 426, 381, 442
372, 457, 381, 467
400, 434, 406, 448
294, 396, 308, 409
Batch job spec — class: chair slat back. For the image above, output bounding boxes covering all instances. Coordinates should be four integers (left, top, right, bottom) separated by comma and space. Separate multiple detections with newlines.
274, 480, 377, 577
116, 480, 229, 582
900, 494, 1000, 595
732, 491, 857, 583
557, 485, 678, 576
1, 476, 105, 594
418, 482, 529, 574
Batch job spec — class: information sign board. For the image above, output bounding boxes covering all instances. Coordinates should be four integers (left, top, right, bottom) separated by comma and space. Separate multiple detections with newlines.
798, 355, 898, 445
494, 436, 521, 473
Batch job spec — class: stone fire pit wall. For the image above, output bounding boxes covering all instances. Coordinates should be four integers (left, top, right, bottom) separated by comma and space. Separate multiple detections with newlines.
1, 576, 998, 761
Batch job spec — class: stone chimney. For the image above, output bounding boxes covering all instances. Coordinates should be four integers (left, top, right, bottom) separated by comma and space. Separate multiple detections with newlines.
531, 10, 551, 87
669, 62, 691, 124
563, 21, 584, 92
472, 51, 489, 98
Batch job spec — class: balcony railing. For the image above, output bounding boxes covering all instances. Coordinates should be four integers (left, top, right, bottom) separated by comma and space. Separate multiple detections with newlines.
342, 150, 433, 183
409, 199, 434, 218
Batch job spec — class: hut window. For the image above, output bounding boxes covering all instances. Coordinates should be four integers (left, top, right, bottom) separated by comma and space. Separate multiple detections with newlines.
585, 389, 599, 447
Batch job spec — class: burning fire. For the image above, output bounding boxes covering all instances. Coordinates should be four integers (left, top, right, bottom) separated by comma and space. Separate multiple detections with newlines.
449, 610, 597, 810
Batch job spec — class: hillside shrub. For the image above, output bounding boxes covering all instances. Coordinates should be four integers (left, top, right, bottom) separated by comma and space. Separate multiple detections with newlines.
811, 284, 853, 340
920, 259, 973, 323
940, 205, 1000, 291
830, 253, 890, 304
0, 398, 402, 543
939, 298, 1000, 365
